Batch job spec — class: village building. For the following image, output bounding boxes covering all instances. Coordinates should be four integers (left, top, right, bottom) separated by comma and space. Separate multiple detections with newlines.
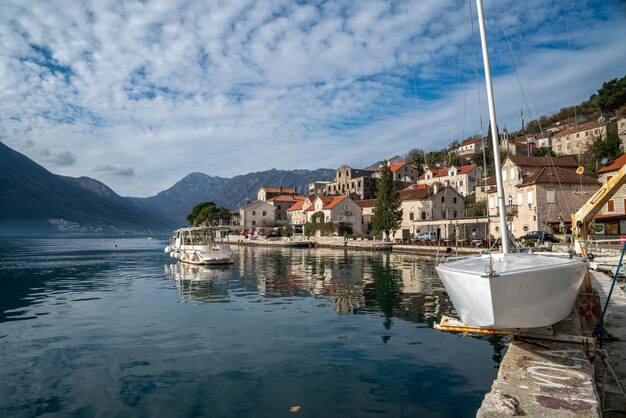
286, 196, 315, 232
325, 165, 378, 199
391, 184, 466, 241
267, 194, 305, 222
488, 157, 599, 237
239, 200, 276, 230
416, 164, 482, 197
308, 181, 331, 196
545, 115, 588, 134
551, 120, 607, 156
475, 176, 496, 203
503, 132, 552, 156
304, 195, 364, 235
257, 186, 298, 201
457, 137, 484, 157
356, 199, 376, 234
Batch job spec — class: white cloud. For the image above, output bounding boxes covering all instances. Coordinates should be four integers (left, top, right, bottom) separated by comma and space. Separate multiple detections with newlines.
0, 0, 625, 196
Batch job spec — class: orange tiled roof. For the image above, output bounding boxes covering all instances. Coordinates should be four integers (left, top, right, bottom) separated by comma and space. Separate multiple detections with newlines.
461, 137, 482, 146
268, 194, 305, 202
286, 201, 304, 211
552, 121, 602, 139
598, 154, 626, 174
324, 195, 349, 209
357, 199, 377, 208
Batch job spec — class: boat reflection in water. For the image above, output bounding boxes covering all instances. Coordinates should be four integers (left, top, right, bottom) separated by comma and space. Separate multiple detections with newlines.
233, 247, 454, 328
165, 262, 232, 304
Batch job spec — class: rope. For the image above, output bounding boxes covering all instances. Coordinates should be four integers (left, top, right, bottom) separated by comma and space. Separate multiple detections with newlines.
596, 348, 626, 405
593, 240, 626, 347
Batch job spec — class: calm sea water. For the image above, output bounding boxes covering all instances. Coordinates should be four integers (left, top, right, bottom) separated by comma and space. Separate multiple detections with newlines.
0, 238, 504, 418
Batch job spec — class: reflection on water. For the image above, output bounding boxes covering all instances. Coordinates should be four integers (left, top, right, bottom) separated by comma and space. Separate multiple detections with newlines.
0, 239, 504, 418
165, 263, 232, 303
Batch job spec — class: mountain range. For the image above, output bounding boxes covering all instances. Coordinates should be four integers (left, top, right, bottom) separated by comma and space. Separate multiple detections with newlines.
0, 142, 335, 233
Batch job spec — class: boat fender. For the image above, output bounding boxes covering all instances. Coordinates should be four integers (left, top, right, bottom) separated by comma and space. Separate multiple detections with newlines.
180, 252, 188, 261
164, 246, 171, 253
190, 253, 199, 262
169, 251, 176, 259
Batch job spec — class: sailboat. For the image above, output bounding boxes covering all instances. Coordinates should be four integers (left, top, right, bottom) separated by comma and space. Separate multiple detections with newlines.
434, 0, 587, 329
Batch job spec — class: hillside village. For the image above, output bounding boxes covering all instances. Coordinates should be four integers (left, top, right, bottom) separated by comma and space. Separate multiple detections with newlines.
237, 76, 626, 243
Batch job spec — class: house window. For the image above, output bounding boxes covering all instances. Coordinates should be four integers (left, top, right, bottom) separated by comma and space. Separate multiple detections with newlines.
453, 210, 457, 218
441, 196, 445, 203
453, 197, 457, 204
517, 193, 523, 205
608, 200, 615, 212
421, 212, 427, 220
409, 213, 414, 220
277, 205, 281, 210
252, 211, 256, 216
527, 191, 534, 205
547, 190, 556, 204
252, 220, 256, 226
459, 181, 463, 186
262, 211, 267, 216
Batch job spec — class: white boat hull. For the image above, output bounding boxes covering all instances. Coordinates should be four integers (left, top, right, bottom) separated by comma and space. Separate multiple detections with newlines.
435, 253, 587, 328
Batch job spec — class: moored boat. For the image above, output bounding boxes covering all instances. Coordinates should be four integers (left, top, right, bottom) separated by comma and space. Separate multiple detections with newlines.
434, 0, 588, 329
164, 226, 233, 265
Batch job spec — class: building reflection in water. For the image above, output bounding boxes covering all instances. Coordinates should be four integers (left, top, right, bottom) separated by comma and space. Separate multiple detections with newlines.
165, 263, 232, 304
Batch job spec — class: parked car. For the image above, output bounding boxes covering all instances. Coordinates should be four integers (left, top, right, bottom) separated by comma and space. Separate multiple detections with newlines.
519, 231, 560, 243
416, 232, 437, 240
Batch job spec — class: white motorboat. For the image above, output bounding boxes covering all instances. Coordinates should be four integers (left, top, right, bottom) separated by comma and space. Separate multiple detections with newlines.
164, 226, 233, 265
435, 0, 588, 329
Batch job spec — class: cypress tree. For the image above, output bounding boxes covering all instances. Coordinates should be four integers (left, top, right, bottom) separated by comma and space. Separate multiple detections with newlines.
372, 163, 403, 241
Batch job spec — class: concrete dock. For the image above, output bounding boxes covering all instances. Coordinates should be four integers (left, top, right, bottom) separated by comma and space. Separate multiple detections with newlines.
477, 270, 626, 417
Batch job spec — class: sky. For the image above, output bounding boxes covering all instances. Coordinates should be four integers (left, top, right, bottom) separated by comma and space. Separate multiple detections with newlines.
1, 0, 625, 197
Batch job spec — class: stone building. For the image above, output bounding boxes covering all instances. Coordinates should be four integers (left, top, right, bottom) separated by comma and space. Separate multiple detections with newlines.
267, 194, 305, 222
551, 121, 607, 156
304, 195, 364, 235
416, 164, 482, 197
325, 165, 378, 199
391, 185, 466, 241
594, 154, 626, 234
239, 200, 277, 230
258, 186, 298, 201
356, 199, 376, 234
488, 166, 599, 237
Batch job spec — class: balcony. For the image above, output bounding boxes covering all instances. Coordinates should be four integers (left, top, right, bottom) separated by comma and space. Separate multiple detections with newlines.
495, 205, 518, 216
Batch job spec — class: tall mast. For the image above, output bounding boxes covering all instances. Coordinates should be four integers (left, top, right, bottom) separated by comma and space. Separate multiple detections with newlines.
476, 0, 509, 254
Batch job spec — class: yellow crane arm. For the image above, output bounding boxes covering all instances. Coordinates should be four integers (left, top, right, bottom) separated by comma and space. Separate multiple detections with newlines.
572, 163, 626, 255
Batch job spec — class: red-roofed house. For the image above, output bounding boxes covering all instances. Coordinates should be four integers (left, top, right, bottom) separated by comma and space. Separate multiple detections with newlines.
238, 200, 277, 230
457, 137, 484, 156
305, 195, 364, 235
267, 194, 305, 221
551, 120, 607, 156
258, 186, 298, 201
286, 196, 315, 227
415, 164, 482, 197
357, 199, 377, 233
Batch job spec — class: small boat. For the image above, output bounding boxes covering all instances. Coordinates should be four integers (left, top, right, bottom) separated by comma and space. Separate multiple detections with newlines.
434, 0, 588, 329
164, 226, 233, 265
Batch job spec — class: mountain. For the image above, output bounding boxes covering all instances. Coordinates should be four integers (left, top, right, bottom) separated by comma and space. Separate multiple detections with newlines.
129, 168, 336, 226
0, 141, 169, 234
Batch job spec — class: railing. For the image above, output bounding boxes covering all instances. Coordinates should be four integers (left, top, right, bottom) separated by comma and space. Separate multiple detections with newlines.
495, 205, 518, 216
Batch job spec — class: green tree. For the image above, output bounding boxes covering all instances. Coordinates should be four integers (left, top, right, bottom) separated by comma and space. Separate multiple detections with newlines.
466, 199, 487, 217
532, 147, 557, 157
372, 163, 403, 241
596, 76, 626, 114
187, 201, 217, 226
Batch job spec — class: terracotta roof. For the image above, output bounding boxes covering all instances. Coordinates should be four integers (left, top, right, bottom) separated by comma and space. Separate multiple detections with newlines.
305, 196, 334, 211
519, 166, 600, 186
476, 176, 497, 187
399, 186, 435, 201
461, 137, 482, 146
261, 186, 297, 194
507, 155, 579, 168
388, 162, 407, 172
286, 201, 304, 211
552, 121, 603, 139
597, 154, 626, 174
357, 199, 377, 208
267, 194, 305, 202
324, 195, 349, 209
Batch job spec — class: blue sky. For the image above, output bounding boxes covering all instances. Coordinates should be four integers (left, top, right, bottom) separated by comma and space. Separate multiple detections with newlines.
1, 0, 625, 197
